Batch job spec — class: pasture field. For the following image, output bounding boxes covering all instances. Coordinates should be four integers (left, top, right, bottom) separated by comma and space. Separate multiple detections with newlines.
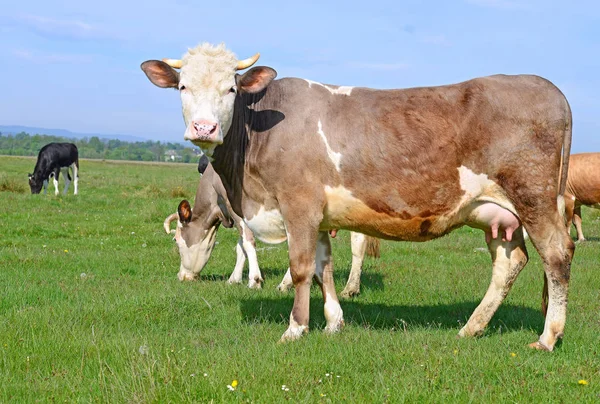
1, 156, 600, 403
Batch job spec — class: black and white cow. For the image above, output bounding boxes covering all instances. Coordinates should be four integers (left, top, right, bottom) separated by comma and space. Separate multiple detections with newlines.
28, 143, 79, 195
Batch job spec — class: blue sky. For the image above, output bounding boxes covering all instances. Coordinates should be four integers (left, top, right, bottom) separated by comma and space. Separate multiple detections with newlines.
0, 0, 598, 152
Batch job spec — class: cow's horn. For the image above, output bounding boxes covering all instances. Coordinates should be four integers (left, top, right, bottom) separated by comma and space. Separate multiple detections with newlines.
162, 58, 183, 69
236, 53, 260, 70
163, 213, 179, 234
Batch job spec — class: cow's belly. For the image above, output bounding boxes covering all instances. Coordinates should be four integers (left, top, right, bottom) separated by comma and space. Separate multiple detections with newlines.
321, 185, 446, 241
244, 206, 287, 244
322, 178, 521, 242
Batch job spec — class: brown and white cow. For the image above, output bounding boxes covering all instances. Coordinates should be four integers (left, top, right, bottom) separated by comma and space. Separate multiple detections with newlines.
142, 43, 573, 351
164, 159, 379, 295
563, 152, 600, 242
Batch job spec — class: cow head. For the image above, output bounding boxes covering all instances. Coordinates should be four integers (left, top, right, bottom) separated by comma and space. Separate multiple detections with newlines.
28, 173, 43, 194
164, 199, 233, 281
141, 43, 277, 157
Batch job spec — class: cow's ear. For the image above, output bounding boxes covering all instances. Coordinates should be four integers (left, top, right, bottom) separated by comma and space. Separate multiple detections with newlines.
197, 154, 209, 175
141, 60, 180, 89
236, 66, 277, 94
177, 200, 192, 224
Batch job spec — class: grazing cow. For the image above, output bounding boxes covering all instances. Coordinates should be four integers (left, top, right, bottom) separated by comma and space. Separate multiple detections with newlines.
164, 159, 379, 295
563, 152, 600, 242
141, 43, 573, 351
28, 143, 79, 195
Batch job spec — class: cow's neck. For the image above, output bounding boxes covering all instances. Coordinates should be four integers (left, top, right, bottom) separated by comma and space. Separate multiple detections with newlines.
211, 92, 262, 216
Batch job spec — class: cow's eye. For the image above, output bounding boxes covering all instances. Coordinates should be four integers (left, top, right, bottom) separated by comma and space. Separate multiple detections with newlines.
229, 86, 236, 94
179, 85, 186, 91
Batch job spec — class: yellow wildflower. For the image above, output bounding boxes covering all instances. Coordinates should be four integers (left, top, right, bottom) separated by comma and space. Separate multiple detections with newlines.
578, 380, 588, 386
231, 380, 238, 388
510, 352, 516, 357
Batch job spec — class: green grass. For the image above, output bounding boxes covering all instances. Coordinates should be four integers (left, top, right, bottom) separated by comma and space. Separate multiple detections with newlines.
1, 155, 599, 402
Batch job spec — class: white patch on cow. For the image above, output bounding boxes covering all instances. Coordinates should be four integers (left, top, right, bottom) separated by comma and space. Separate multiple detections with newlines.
323, 185, 360, 219
245, 206, 287, 244
317, 120, 342, 172
176, 225, 218, 281
304, 79, 353, 96
458, 166, 495, 198
457, 166, 518, 215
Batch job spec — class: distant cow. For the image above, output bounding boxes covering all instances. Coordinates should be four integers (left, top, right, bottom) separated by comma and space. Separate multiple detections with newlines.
164, 161, 379, 296
142, 43, 573, 351
564, 152, 600, 241
28, 143, 79, 195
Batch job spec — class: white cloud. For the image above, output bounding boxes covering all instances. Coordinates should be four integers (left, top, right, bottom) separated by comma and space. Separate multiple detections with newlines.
15, 14, 116, 41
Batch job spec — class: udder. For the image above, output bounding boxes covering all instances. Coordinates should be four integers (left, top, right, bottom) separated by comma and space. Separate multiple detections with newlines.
468, 202, 521, 243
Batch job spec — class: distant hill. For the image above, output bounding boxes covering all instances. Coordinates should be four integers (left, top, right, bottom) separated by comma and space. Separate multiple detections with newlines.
0, 125, 148, 143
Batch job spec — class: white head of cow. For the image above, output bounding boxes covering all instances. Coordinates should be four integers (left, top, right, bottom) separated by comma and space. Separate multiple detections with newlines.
141, 43, 277, 157
164, 199, 233, 281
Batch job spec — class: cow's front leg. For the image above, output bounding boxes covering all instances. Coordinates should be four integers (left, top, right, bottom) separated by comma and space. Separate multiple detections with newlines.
280, 223, 320, 342
314, 231, 344, 333
573, 206, 585, 242
228, 237, 246, 285
241, 223, 263, 289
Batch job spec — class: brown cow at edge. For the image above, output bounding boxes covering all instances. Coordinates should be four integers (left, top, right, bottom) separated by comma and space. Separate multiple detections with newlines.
564, 153, 600, 242
141, 43, 574, 351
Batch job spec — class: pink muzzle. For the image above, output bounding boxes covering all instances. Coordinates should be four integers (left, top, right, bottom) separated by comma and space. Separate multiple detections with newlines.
185, 120, 220, 143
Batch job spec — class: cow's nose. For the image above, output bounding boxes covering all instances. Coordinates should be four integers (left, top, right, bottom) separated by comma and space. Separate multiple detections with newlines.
191, 120, 219, 139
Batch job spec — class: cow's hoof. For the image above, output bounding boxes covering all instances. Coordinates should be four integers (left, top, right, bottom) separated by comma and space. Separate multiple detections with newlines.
227, 277, 242, 285
178, 271, 197, 282
528, 340, 552, 351
248, 278, 263, 289
340, 288, 359, 299
576, 238, 586, 243
279, 325, 308, 343
457, 325, 483, 338
324, 319, 345, 334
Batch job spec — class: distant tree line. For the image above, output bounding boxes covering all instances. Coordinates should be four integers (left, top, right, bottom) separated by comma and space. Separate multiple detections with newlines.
0, 132, 202, 163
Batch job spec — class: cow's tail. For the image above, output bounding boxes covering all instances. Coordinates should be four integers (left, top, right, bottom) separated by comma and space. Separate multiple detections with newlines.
542, 94, 573, 317
365, 236, 380, 258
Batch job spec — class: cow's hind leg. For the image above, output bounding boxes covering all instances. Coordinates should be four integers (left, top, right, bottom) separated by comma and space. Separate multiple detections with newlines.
62, 167, 71, 195
525, 216, 574, 351
72, 162, 79, 195
340, 232, 366, 298
459, 227, 528, 338
313, 231, 344, 333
